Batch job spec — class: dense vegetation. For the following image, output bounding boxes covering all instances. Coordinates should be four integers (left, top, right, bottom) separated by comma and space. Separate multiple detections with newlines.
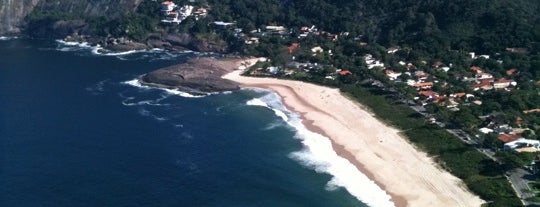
207, 0, 540, 54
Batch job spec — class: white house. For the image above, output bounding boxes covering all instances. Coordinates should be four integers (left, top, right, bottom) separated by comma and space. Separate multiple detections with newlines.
385, 70, 402, 80
493, 78, 517, 89
311, 46, 323, 53
504, 138, 540, 152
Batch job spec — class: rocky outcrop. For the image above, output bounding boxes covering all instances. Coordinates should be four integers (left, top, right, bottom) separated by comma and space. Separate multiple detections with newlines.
140, 58, 241, 95
0, 0, 40, 35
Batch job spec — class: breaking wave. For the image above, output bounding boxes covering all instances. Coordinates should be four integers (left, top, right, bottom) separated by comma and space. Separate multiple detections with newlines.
122, 79, 208, 98
0, 36, 19, 41
245, 89, 395, 207
55, 40, 193, 61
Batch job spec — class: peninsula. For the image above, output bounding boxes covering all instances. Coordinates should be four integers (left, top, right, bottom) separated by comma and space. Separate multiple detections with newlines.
139, 58, 241, 95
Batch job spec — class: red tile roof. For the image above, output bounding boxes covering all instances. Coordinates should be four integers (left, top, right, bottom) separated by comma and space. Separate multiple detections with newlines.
413, 82, 433, 88
498, 134, 521, 143
289, 43, 299, 54
470, 66, 482, 74
339, 70, 353, 76
506, 68, 518, 75
418, 90, 438, 97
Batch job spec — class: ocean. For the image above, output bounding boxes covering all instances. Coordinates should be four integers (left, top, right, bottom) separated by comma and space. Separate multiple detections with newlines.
0, 38, 388, 207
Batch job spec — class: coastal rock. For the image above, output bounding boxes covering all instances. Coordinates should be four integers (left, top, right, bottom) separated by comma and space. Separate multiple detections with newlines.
51, 20, 90, 37
104, 41, 148, 51
140, 58, 241, 94
165, 33, 229, 53
146, 38, 173, 49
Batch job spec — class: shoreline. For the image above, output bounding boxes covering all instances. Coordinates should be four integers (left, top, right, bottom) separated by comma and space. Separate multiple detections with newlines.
222, 59, 485, 207
247, 83, 409, 207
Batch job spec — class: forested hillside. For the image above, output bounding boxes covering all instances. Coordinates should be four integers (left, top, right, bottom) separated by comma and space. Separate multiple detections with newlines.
205, 0, 540, 53
19, 0, 540, 54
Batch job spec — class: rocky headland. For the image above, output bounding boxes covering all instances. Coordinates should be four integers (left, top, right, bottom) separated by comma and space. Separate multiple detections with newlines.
61, 32, 228, 54
140, 57, 243, 95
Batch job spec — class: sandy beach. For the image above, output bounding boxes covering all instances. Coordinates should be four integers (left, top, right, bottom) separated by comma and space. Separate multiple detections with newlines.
222, 59, 485, 207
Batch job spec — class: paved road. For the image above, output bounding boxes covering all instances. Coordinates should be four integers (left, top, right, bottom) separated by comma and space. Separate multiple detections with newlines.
508, 168, 536, 206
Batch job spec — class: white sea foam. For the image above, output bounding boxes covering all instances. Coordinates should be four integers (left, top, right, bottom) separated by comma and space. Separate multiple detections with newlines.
85, 79, 109, 95
0, 36, 19, 41
122, 79, 207, 98
247, 94, 290, 122
247, 90, 395, 207
55, 39, 182, 60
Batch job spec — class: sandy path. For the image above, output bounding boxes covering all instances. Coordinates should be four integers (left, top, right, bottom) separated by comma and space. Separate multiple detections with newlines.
222, 60, 484, 207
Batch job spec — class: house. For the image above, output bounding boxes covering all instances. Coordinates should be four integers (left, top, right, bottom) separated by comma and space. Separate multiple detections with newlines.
498, 133, 521, 143
415, 71, 429, 81
493, 78, 516, 89
479, 128, 494, 134
477, 55, 490, 59
440, 66, 450, 72
413, 82, 433, 90
385, 69, 402, 80
406, 63, 415, 70
506, 68, 518, 76
476, 72, 493, 80
339, 70, 353, 76
432, 61, 443, 69
451, 93, 466, 99
418, 90, 439, 100
516, 117, 523, 126
387, 47, 400, 54
193, 7, 207, 18
470, 66, 482, 74
504, 138, 540, 152
311, 46, 323, 53
289, 43, 299, 54
524, 109, 540, 114
268, 66, 280, 74
162, 12, 180, 23
506, 48, 528, 54
245, 37, 259, 45
265, 26, 287, 34
471, 79, 493, 91
161, 1, 176, 13
213, 21, 235, 29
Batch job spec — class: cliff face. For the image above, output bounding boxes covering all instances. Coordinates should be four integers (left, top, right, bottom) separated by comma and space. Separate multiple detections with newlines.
0, 0, 40, 35
0, 0, 143, 35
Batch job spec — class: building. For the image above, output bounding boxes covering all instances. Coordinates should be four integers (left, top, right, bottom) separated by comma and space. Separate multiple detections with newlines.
504, 138, 540, 152
471, 79, 493, 91
413, 82, 434, 90
493, 78, 516, 89
311, 46, 323, 53
498, 133, 521, 143
161, 1, 176, 13
213, 21, 235, 29
385, 69, 402, 80
265, 26, 287, 34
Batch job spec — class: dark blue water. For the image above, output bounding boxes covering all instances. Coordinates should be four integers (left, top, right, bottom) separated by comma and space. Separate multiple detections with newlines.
0, 39, 365, 207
